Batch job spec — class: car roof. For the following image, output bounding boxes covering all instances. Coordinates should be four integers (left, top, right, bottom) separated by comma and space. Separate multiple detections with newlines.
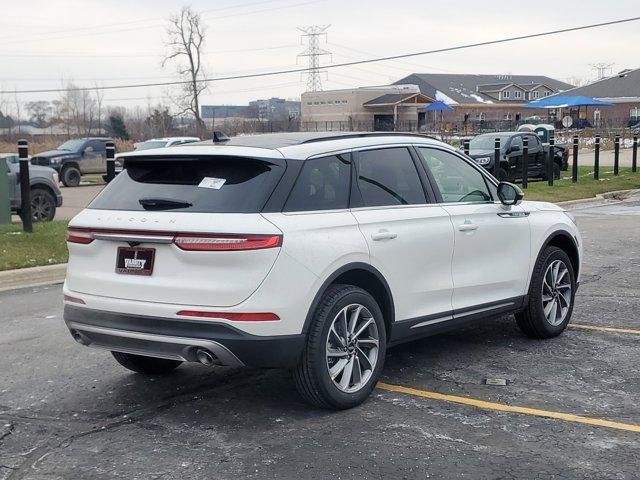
117, 132, 451, 161
143, 137, 200, 142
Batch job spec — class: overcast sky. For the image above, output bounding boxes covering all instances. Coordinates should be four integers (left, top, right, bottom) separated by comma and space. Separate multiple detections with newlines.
0, 0, 638, 114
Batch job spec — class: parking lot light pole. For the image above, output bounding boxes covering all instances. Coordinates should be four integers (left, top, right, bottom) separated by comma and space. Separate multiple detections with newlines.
594, 135, 601, 180
572, 136, 579, 183
614, 135, 620, 176
632, 136, 638, 173
547, 132, 555, 187
463, 139, 470, 157
522, 136, 529, 189
106, 142, 116, 183
18, 140, 33, 233
494, 138, 501, 179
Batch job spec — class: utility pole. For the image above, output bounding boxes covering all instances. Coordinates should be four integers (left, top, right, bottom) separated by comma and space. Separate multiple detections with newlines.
589, 63, 614, 80
297, 25, 331, 92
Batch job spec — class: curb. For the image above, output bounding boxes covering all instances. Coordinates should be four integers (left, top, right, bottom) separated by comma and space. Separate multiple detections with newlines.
0, 263, 67, 293
557, 189, 640, 208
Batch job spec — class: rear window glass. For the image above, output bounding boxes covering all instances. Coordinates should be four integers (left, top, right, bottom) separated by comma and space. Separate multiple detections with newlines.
89, 157, 283, 213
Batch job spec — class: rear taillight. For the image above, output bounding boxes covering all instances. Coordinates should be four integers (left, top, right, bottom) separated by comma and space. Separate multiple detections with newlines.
173, 234, 282, 251
177, 311, 280, 321
65, 228, 281, 251
66, 228, 94, 244
64, 294, 86, 304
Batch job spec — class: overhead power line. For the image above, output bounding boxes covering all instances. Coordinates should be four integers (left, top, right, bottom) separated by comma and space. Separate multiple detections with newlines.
3, 15, 639, 96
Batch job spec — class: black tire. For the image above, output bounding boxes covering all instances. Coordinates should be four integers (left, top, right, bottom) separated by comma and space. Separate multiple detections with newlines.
30, 187, 56, 222
61, 165, 81, 187
515, 246, 576, 339
294, 284, 387, 409
111, 351, 182, 374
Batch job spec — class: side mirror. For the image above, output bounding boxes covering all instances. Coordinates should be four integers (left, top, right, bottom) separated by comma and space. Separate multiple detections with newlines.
497, 182, 524, 206
509, 145, 521, 153
83, 146, 94, 155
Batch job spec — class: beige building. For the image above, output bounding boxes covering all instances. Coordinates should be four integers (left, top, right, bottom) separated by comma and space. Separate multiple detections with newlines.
301, 85, 434, 132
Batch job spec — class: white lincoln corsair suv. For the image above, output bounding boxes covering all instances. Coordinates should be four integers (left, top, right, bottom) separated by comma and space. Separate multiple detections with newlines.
64, 132, 581, 409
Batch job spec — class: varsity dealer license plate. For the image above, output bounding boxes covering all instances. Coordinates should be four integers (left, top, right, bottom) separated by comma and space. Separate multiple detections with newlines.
115, 247, 155, 276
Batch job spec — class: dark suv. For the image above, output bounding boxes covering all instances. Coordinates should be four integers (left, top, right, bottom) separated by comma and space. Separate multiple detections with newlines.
468, 132, 565, 182
30, 138, 116, 187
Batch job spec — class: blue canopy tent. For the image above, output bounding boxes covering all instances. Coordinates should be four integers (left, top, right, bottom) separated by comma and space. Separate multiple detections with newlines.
522, 96, 613, 128
422, 101, 454, 127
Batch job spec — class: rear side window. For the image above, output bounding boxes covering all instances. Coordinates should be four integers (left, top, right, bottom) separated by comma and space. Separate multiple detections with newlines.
89, 157, 284, 213
284, 154, 351, 212
356, 148, 426, 207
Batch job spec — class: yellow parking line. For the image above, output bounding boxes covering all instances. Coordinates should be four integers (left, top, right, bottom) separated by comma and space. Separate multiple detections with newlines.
570, 324, 640, 335
376, 382, 640, 433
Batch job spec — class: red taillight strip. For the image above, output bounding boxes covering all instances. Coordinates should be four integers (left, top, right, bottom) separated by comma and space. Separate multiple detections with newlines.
177, 311, 280, 322
66, 228, 94, 244
66, 227, 282, 251
174, 234, 281, 251
64, 294, 86, 305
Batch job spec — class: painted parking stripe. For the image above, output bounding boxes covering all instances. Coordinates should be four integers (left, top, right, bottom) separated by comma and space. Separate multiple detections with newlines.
377, 382, 640, 433
570, 324, 640, 335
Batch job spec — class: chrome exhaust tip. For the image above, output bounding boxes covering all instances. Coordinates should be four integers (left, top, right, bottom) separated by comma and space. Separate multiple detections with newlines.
195, 348, 216, 366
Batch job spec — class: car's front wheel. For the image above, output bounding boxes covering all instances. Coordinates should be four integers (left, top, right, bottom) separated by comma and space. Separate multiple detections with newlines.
30, 187, 56, 222
294, 285, 386, 409
516, 246, 576, 338
61, 165, 81, 187
112, 351, 182, 374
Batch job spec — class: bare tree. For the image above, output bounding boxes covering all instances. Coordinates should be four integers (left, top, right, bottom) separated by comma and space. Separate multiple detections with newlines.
94, 83, 105, 133
163, 6, 207, 136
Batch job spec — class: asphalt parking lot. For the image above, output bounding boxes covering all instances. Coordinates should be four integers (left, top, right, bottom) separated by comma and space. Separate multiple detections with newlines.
1, 197, 639, 479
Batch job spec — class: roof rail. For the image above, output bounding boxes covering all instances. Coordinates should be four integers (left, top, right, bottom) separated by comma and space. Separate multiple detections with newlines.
300, 132, 439, 144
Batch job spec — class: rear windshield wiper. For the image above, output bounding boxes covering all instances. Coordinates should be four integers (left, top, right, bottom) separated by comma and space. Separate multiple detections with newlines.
138, 198, 193, 210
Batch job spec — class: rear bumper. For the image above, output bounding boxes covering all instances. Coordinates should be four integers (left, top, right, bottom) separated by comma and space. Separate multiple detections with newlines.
64, 305, 305, 368
56, 193, 63, 207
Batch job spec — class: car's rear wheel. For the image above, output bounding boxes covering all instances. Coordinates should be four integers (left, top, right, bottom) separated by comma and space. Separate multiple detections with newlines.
111, 351, 182, 374
294, 284, 386, 409
516, 246, 576, 338
30, 187, 56, 222
61, 165, 81, 187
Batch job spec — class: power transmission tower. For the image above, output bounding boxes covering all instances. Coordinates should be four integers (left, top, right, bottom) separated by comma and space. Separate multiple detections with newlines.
297, 25, 331, 92
590, 62, 614, 80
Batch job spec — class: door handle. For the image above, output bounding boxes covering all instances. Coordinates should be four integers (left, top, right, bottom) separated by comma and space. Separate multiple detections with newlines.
458, 222, 479, 232
371, 230, 397, 241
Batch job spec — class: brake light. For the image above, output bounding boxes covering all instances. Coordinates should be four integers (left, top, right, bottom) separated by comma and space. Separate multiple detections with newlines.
173, 234, 281, 251
176, 311, 280, 321
66, 228, 94, 244
65, 228, 281, 251
64, 294, 86, 305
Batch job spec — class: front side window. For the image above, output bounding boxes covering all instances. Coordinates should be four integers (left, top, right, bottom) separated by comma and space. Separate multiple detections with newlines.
284, 154, 351, 212
356, 148, 426, 207
418, 148, 493, 204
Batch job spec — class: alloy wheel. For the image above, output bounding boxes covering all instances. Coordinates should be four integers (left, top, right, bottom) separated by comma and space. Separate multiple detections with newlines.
31, 193, 53, 222
542, 260, 572, 326
325, 304, 379, 393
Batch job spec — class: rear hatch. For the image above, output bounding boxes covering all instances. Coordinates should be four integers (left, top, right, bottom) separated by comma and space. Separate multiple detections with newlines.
66, 153, 285, 307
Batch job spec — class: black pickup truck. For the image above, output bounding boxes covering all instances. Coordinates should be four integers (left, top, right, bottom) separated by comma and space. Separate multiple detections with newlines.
467, 132, 568, 181
30, 138, 116, 187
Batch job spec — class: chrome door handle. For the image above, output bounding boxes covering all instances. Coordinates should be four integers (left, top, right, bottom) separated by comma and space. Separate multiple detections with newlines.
371, 230, 397, 241
458, 223, 479, 232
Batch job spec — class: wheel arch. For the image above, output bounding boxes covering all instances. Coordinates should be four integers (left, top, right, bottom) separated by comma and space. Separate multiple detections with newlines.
61, 160, 80, 171
536, 229, 580, 282
303, 262, 395, 338
30, 182, 56, 199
